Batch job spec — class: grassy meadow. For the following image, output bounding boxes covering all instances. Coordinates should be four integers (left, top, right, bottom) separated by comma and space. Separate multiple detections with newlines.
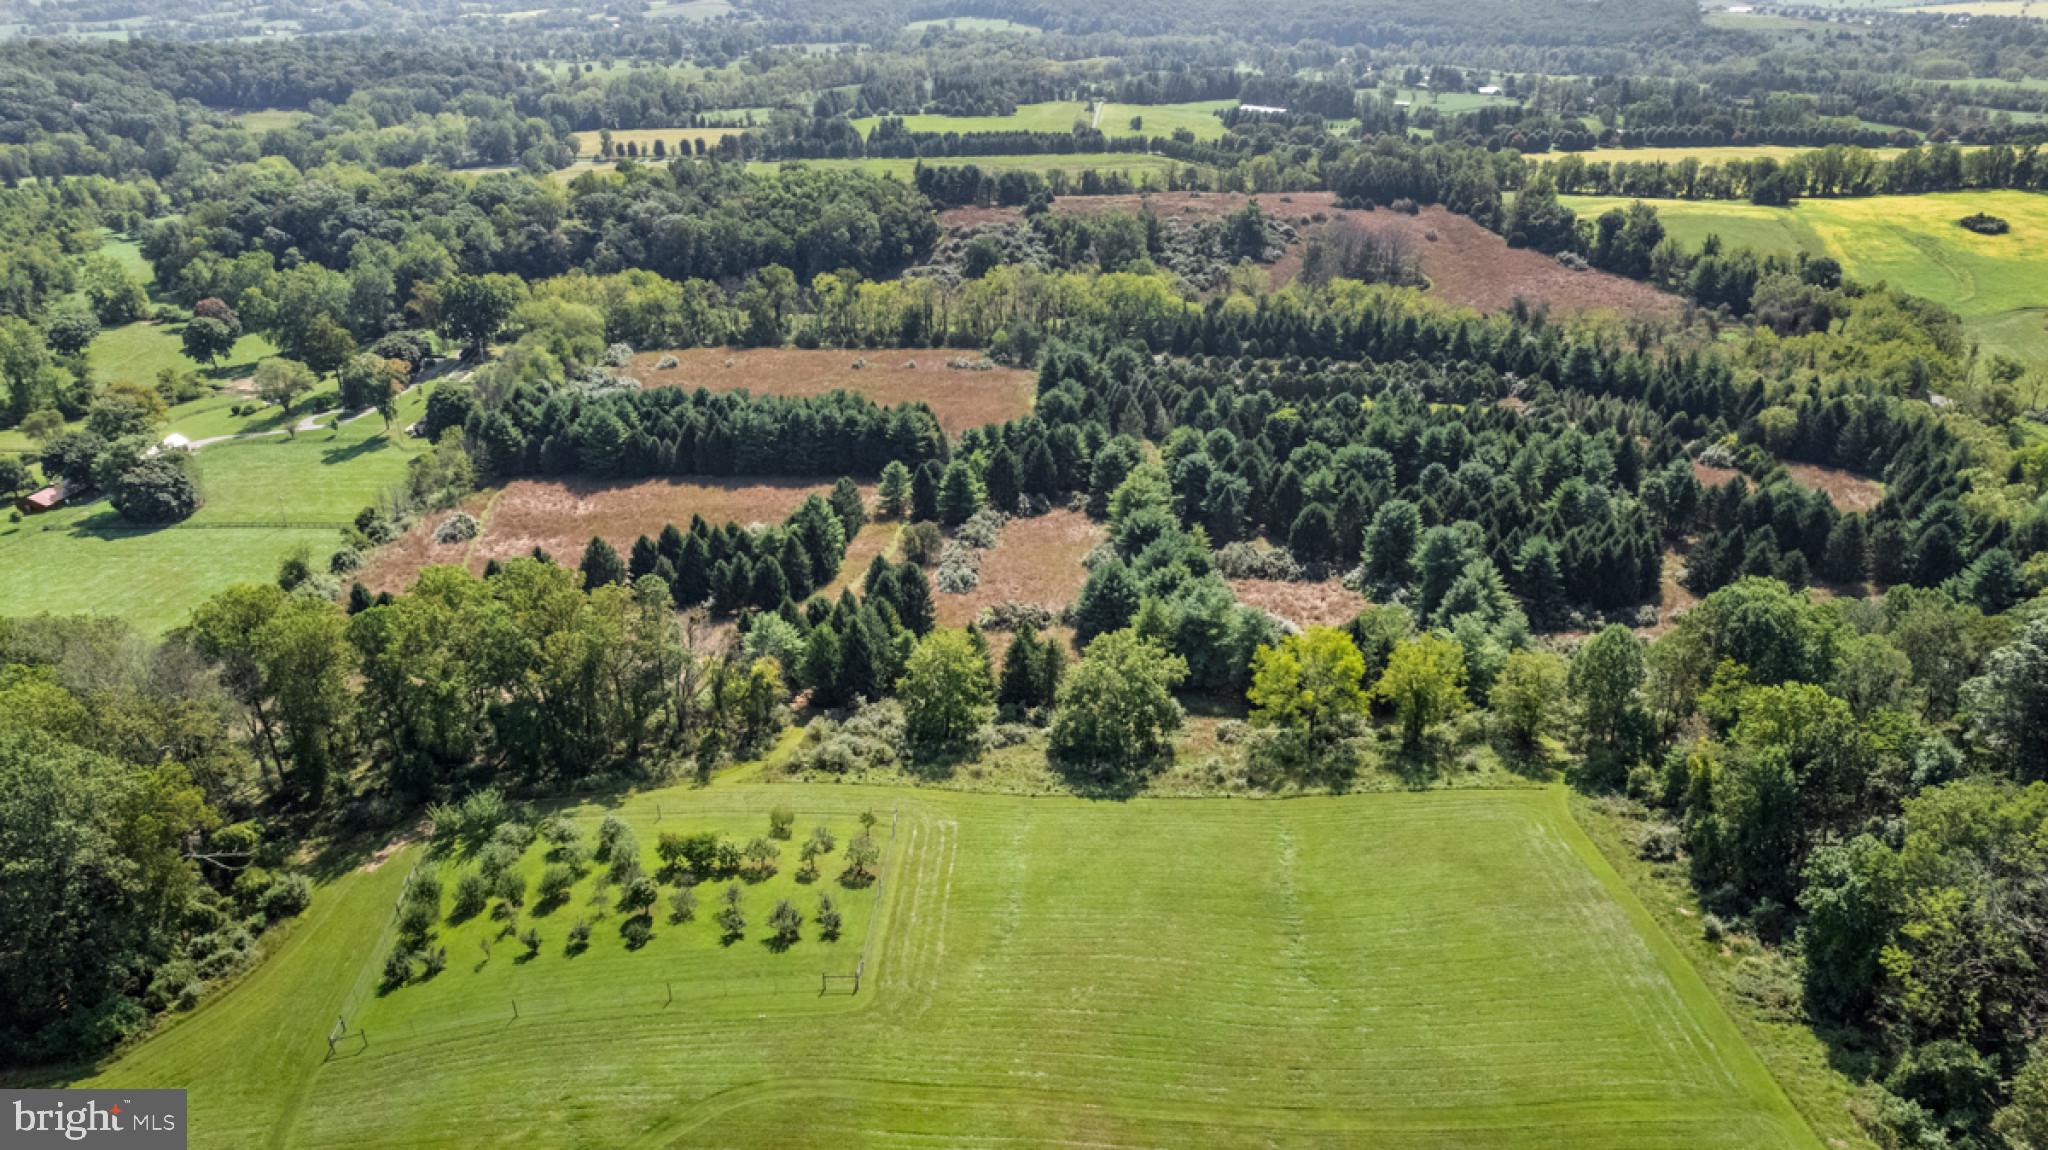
1563, 190, 2048, 364
0, 387, 429, 633
743, 152, 1195, 183
82, 778, 1824, 1150
850, 99, 1236, 142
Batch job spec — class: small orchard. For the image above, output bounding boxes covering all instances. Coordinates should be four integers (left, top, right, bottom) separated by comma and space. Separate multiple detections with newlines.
369, 799, 885, 1019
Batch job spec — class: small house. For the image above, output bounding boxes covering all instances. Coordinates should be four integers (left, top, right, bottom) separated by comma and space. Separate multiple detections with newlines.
1477, 85, 1503, 96
17, 481, 70, 515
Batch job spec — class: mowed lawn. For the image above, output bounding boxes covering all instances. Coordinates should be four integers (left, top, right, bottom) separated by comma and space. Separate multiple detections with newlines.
85, 783, 1820, 1150
0, 388, 428, 633
1563, 190, 2048, 364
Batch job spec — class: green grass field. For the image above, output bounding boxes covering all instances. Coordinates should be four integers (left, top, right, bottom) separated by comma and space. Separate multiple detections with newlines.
904, 15, 1041, 32
0, 387, 428, 634
1545, 144, 1924, 167
572, 127, 744, 158
1563, 190, 2048, 365
82, 779, 1823, 1149
1389, 87, 1521, 115
850, 99, 1235, 142
742, 153, 1196, 183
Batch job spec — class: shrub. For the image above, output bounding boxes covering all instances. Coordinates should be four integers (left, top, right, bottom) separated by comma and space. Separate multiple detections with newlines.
715, 883, 746, 939
537, 864, 576, 906
520, 927, 541, 956
769, 805, 795, 839
669, 885, 698, 923
595, 814, 629, 860
1702, 914, 1728, 943
899, 521, 944, 565
817, 894, 843, 940
260, 873, 313, 920
1959, 212, 2010, 235
434, 512, 480, 544
567, 920, 592, 952
956, 508, 1007, 550
655, 354, 679, 369
451, 873, 490, 920
1214, 541, 1303, 581
935, 541, 981, 593
978, 600, 1057, 631
329, 546, 364, 575
603, 342, 635, 366
741, 836, 781, 880
791, 701, 908, 774
381, 946, 414, 988
419, 945, 447, 977
768, 898, 804, 947
621, 914, 654, 949
617, 876, 658, 915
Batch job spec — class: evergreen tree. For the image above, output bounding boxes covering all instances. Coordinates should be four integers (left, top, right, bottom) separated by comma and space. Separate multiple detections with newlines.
938, 461, 985, 526
581, 537, 627, 589
878, 460, 913, 518
658, 522, 687, 570
1823, 515, 1868, 584
751, 555, 790, 610
911, 462, 941, 522
1512, 536, 1566, 625
800, 625, 842, 705
675, 533, 713, 606
1075, 559, 1142, 645
892, 562, 936, 635
829, 477, 867, 537
628, 534, 661, 581
779, 532, 815, 600
983, 447, 1021, 514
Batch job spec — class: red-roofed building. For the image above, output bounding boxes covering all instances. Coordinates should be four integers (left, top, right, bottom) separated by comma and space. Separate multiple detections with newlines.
17, 481, 71, 515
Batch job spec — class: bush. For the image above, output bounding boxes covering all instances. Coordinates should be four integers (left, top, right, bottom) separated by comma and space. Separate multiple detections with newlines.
419, 945, 447, 977
603, 342, 636, 366
669, 885, 698, 923
655, 354, 679, 369
621, 914, 653, 949
451, 873, 489, 920
434, 512, 480, 544
1959, 212, 2010, 235
537, 864, 576, 906
769, 805, 795, 839
978, 600, 1057, 631
900, 521, 944, 565
816, 893, 843, 940
935, 541, 981, 593
381, 946, 415, 988
791, 701, 908, 774
595, 814, 629, 860
329, 546, 364, 575
956, 509, 1007, 550
567, 920, 592, 952
1214, 541, 1303, 581
260, 873, 314, 920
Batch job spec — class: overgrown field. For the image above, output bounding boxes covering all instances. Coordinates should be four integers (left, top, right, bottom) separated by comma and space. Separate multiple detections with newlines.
0, 390, 428, 633
83, 781, 1821, 1150
360, 476, 873, 595
1563, 190, 2048, 364
630, 348, 1036, 435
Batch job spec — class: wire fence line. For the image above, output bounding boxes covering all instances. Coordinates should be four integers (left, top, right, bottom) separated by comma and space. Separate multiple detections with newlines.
319, 804, 904, 1054
326, 853, 427, 1058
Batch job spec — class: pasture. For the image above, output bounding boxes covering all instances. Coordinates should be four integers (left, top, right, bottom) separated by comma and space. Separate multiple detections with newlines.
1562, 190, 2048, 363
904, 15, 1041, 32
0, 389, 429, 634
1544, 144, 1921, 166
630, 347, 1037, 435
850, 99, 1235, 142
743, 152, 1195, 182
83, 780, 1823, 1150
573, 127, 744, 158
